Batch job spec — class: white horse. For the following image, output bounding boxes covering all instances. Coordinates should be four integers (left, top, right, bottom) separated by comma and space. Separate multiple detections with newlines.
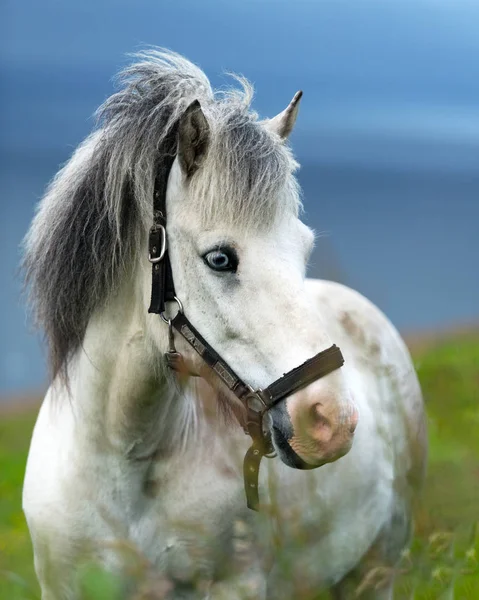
22, 50, 426, 600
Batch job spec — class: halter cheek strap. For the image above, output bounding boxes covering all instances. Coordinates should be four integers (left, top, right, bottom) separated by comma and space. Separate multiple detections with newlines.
170, 312, 344, 510
148, 137, 345, 511
148, 150, 177, 316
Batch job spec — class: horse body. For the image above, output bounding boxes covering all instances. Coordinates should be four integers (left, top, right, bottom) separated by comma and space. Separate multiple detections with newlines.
24, 278, 424, 599
22, 50, 426, 599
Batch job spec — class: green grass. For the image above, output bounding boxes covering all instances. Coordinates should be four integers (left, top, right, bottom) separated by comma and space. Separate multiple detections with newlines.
415, 337, 479, 533
0, 335, 478, 599
0, 410, 38, 599
392, 336, 479, 599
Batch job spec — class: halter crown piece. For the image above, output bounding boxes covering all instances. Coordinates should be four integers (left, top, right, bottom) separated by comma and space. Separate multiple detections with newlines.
148, 127, 345, 511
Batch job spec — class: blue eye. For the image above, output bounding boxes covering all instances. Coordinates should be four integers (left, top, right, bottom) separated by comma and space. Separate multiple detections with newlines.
203, 247, 238, 272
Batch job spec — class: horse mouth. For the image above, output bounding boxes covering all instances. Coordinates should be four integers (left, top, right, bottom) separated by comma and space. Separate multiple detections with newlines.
271, 425, 322, 471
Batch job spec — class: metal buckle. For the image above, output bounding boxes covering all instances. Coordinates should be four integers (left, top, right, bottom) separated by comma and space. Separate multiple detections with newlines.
148, 224, 167, 263
160, 296, 184, 324
245, 387, 270, 414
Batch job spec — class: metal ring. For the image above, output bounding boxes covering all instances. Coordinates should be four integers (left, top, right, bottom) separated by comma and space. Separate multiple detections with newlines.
245, 388, 269, 413
160, 296, 184, 324
264, 450, 278, 459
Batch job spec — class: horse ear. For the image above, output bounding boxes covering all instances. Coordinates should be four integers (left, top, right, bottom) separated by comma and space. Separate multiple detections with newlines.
177, 100, 210, 177
266, 91, 303, 140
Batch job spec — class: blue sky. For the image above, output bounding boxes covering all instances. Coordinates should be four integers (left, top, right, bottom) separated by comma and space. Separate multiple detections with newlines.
2, 0, 479, 164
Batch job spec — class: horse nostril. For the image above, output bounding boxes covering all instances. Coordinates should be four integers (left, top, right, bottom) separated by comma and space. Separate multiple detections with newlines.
310, 403, 330, 429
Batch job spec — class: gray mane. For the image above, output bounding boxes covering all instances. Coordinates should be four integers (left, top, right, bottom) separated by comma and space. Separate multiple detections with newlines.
23, 49, 301, 380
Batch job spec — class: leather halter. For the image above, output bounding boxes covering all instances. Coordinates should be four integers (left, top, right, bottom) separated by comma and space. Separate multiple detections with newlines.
148, 138, 345, 511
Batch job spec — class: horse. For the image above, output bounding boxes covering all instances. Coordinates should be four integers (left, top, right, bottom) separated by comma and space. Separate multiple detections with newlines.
22, 49, 427, 599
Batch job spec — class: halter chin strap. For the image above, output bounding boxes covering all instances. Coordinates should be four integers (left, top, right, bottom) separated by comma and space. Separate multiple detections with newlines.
148, 141, 345, 511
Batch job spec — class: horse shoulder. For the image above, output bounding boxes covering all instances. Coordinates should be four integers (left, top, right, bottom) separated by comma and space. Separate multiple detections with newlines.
305, 278, 427, 493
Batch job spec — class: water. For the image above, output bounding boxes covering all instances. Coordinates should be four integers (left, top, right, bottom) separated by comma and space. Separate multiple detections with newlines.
1, 151, 478, 395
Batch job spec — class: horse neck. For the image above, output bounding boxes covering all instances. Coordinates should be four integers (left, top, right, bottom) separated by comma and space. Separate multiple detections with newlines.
65, 269, 198, 460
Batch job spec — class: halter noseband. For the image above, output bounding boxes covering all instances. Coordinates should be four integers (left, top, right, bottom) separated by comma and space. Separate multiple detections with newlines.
147, 140, 345, 511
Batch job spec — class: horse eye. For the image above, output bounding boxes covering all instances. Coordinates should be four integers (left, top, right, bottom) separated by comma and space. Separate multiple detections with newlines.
203, 247, 238, 272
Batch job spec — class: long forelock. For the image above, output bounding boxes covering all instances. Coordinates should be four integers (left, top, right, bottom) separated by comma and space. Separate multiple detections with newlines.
22, 48, 301, 379
189, 108, 301, 229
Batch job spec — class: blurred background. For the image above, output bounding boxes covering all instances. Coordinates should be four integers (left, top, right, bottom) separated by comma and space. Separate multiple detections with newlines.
1, 0, 478, 396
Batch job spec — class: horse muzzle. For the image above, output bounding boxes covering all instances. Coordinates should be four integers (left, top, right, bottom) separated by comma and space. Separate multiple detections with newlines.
269, 385, 359, 469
